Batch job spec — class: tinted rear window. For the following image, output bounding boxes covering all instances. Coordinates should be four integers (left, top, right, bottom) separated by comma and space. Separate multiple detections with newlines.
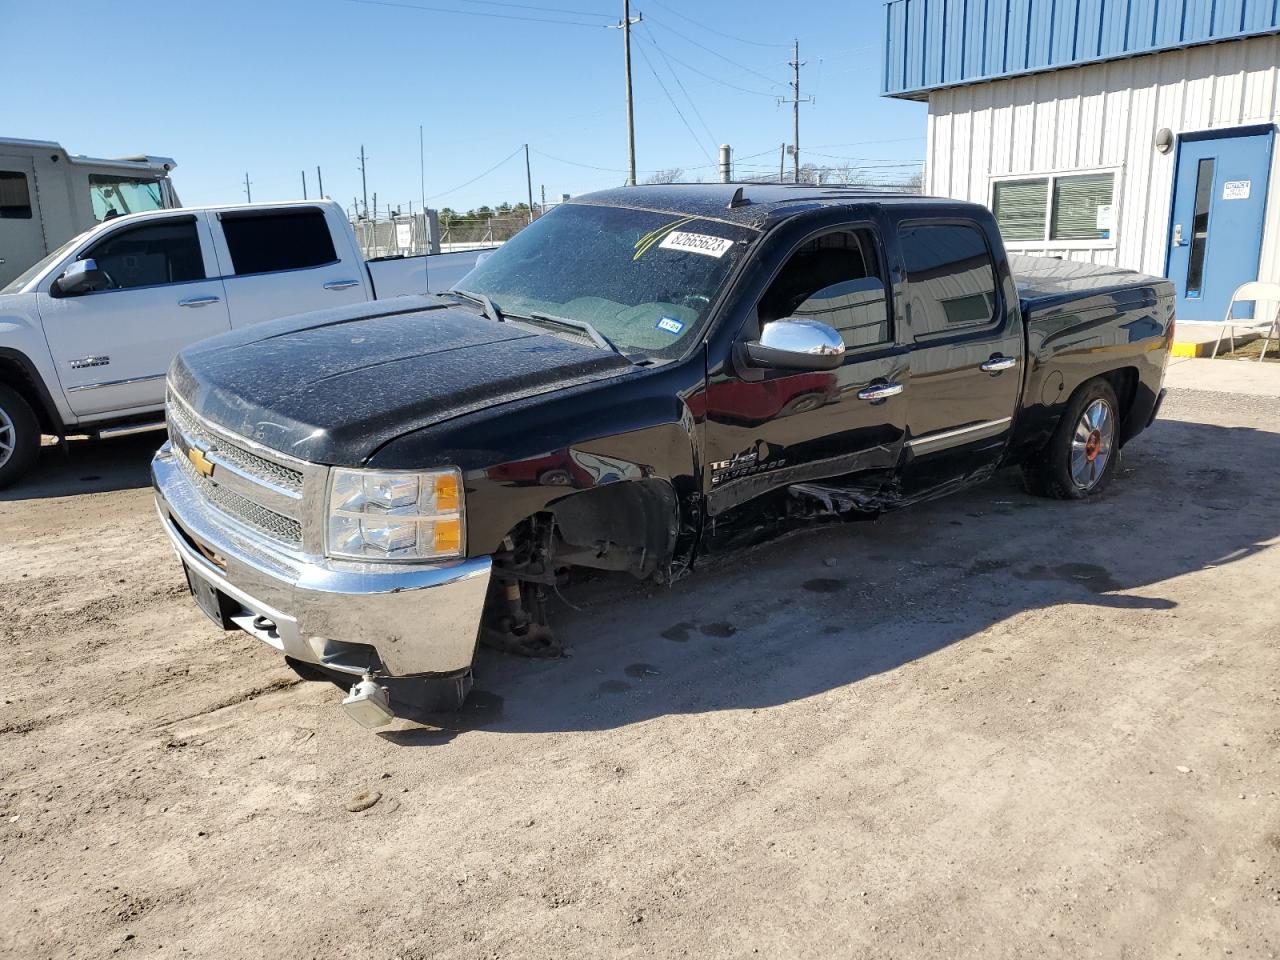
898, 223, 998, 336
220, 208, 337, 276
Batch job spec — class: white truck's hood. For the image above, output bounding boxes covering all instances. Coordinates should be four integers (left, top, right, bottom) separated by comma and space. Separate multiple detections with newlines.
0, 292, 39, 325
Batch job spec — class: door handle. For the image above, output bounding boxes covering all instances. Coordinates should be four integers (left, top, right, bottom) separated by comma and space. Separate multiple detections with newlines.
1173, 223, 1185, 246
980, 355, 1018, 372
179, 295, 221, 308
857, 382, 904, 401
323, 279, 360, 290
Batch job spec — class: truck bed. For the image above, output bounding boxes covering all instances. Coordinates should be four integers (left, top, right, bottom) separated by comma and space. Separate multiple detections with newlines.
1010, 253, 1170, 316
366, 249, 486, 298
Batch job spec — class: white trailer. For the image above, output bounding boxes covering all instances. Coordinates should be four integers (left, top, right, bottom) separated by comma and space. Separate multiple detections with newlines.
0, 138, 180, 288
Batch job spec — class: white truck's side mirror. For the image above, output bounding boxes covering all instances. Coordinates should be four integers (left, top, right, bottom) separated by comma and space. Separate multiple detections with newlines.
52, 258, 108, 297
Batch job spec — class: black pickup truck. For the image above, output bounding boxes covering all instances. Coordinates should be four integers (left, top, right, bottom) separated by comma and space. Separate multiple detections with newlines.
152, 184, 1172, 725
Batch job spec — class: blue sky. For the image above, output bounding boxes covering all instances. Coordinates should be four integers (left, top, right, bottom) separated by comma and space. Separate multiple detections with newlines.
1, 0, 925, 215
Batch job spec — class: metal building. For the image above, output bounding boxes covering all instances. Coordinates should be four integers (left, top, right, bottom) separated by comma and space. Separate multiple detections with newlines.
881, 0, 1280, 324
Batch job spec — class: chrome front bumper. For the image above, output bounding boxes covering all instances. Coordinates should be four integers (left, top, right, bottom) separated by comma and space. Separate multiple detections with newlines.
152, 443, 491, 678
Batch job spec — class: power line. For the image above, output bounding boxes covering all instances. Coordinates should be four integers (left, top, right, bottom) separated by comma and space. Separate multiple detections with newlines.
644, 13, 786, 86
346, 0, 606, 27
632, 33, 776, 97
647, 0, 790, 49
427, 146, 524, 200
633, 38, 714, 163
458, 0, 612, 17
638, 25, 719, 153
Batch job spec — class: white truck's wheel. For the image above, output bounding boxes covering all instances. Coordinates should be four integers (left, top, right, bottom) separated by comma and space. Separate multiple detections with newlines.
0, 384, 40, 489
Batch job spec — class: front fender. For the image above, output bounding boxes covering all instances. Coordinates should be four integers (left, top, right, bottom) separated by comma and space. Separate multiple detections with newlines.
367, 357, 706, 559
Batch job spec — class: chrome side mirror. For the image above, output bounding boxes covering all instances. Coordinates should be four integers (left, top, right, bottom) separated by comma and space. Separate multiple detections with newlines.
52, 258, 108, 297
742, 318, 846, 371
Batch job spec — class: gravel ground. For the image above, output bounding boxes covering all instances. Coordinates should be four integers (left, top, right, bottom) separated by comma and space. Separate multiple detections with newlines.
1, 386, 1278, 960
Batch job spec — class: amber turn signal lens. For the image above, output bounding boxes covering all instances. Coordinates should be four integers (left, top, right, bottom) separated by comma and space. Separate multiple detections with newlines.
433, 517, 463, 553
434, 473, 461, 512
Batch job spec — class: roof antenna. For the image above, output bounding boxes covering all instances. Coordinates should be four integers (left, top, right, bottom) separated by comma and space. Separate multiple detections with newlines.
727, 186, 751, 209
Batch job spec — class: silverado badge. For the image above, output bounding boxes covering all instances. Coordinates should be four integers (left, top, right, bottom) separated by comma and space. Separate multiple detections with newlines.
187, 446, 215, 478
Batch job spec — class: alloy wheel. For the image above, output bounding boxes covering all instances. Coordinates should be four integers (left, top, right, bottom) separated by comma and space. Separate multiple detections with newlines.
1069, 398, 1115, 490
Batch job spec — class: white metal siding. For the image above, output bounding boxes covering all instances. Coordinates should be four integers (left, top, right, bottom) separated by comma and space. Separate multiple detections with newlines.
924, 33, 1280, 284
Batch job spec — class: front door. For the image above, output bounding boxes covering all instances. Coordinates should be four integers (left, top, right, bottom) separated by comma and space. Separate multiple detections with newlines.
704, 223, 908, 520
1167, 126, 1274, 321
38, 213, 231, 417
0, 155, 47, 289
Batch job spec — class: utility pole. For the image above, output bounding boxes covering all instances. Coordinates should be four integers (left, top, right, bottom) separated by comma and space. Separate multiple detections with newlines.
609, 2, 642, 185
301, 170, 308, 200
779, 143, 786, 182
243, 172, 252, 202
524, 144, 535, 223
540, 183, 546, 216
358, 144, 369, 219
718, 144, 732, 183
419, 125, 426, 219
778, 40, 813, 183
317, 165, 325, 199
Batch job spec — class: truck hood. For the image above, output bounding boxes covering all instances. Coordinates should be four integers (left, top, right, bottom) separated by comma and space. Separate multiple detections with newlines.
169, 298, 636, 464
0, 291, 36, 315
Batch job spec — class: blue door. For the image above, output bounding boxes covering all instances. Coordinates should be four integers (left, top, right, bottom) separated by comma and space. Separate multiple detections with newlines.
1167, 126, 1274, 321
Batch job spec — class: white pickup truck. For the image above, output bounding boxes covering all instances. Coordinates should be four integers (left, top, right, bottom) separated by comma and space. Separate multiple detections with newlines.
0, 199, 483, 486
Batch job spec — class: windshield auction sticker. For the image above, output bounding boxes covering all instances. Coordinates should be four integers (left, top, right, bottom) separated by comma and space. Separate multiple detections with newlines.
658, 231, 735, 258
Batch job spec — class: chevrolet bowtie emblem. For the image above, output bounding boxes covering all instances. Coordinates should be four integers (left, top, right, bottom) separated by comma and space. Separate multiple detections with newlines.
187, 446, 214, 478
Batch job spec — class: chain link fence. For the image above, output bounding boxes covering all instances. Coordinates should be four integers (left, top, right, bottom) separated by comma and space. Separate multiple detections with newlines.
350, 211, 537, 259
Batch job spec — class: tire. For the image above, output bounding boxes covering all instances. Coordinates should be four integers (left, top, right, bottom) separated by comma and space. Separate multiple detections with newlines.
0, 384, 40, 490
1021, 378, 1121, 500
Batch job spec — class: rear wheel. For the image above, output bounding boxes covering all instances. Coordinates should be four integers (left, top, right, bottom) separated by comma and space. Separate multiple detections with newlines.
0, 384, 40, 490
1022, 378, 1120, 500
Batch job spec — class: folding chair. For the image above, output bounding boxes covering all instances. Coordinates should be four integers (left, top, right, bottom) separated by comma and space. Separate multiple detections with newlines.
1211, 281, 1280, 361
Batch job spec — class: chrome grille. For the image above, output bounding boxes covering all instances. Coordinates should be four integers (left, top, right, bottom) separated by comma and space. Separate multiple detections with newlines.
166, 393, 309, 549
173, 449, 303, 545
167, 399, 303, 494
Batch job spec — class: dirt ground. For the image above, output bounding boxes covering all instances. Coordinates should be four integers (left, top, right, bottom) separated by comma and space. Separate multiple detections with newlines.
2, 385, 1278, 960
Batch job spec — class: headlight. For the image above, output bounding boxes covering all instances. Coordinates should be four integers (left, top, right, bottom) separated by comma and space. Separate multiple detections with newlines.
326, 467, 464, 561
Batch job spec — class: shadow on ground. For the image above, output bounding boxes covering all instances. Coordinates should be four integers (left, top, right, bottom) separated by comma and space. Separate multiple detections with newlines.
376, 416, 1278, 744
0, 432, 161, 501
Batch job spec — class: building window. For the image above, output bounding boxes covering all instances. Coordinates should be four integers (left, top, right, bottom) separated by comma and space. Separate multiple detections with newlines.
992, 172, 1116, 244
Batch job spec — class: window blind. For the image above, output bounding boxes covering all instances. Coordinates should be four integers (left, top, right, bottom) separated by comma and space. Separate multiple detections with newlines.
992, 179, 1048, 241
1050, 174, 1114, 240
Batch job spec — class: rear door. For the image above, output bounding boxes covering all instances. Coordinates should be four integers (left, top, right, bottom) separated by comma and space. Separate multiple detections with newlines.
0, 156, 46, 289
210, 206, 368, 327
37, 213, 231, 417
704, 216, 908, 518
892, 219, 1023, 496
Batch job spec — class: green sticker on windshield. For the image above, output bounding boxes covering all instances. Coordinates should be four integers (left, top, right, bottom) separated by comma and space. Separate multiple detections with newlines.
633, 216, 698, 261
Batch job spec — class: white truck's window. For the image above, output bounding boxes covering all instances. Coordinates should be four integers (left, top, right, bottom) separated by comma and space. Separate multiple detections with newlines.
82, 219, 205, 290
898, 223, 998, 335
0, 171, 32, 219
220, 208, 337, 276
88, 175, 166, 221
759, 229, 890, 350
